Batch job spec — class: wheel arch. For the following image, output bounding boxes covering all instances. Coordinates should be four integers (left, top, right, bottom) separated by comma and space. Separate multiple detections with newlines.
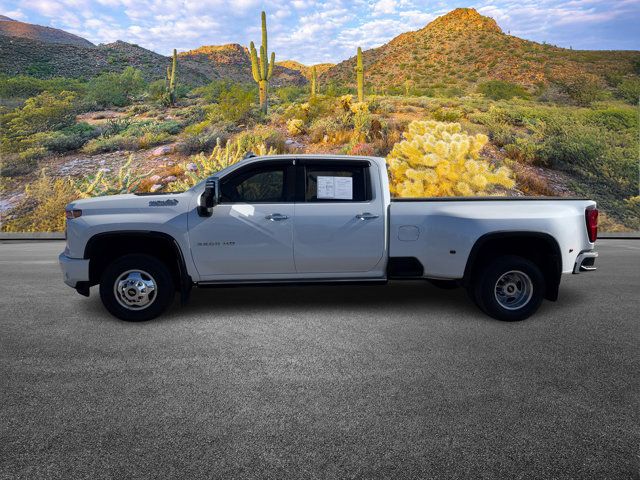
84, 231, 192, 301
462, 231, 562, 301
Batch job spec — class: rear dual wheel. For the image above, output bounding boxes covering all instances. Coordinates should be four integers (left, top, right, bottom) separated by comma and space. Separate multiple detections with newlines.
469, 255, 545, 322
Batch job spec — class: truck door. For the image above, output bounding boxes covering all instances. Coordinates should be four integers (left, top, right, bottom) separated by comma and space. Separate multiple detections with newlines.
293, 160, 385, 274
188, 160, 296, 279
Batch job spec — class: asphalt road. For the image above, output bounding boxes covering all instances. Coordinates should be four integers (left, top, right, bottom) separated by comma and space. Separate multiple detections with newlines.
1, 240, 638, 480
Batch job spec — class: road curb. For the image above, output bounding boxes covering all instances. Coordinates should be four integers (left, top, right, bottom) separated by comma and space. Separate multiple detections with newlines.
0, 232, 65, 240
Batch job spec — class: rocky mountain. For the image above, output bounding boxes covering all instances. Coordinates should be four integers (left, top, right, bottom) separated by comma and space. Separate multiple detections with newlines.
179, 44, 307, 87
323, 8, 640, 92
0, 16, 94, 47
276, 60, 335, 80
0, 20, 306, 87
0, 35, 209, 84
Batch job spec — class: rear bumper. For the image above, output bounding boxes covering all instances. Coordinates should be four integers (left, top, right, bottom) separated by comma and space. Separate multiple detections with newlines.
573, 250, 598, 274
59, 253, 90, 287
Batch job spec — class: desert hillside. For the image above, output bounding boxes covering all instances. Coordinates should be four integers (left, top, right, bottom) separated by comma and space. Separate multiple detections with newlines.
323, 8, 640, 92
0, 23, 305, 87
0, 16, 94, 47
277, 61, 335, 80
179, 44, 307, 87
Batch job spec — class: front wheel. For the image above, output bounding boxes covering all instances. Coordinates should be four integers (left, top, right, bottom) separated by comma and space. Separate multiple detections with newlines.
470, 255, 545, 322
99, 254, 174, 321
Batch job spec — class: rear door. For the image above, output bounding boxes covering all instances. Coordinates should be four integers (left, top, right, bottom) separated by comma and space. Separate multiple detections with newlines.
189, 160, 296, 279
293, 160, 385, 274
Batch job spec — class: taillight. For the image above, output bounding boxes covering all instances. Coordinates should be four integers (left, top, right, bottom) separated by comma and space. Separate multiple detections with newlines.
585, 207, 598, 243
65, 209, 82, 219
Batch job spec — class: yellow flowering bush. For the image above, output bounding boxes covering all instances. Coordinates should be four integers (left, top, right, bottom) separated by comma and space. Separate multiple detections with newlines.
387, 120, 514, 197
286, 118, 305, 136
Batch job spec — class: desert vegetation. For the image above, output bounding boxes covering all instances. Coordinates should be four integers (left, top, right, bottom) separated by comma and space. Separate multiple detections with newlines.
1, 9, 638, 232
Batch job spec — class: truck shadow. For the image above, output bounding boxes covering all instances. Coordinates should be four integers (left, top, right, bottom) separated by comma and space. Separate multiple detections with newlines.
175, 281, 478, 317
80, 280, 587, 323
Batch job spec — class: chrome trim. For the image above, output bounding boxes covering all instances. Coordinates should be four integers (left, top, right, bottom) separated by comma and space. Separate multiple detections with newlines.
114, 269, 157, 310
573, 251, 598, 274
494, 270, 534, 311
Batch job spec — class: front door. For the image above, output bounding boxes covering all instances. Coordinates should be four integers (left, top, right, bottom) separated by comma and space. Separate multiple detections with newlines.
189, 160, 296, 279
293, 161, 385, 274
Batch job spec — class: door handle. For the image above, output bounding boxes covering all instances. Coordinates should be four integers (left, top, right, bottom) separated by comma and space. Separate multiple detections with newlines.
265, 213, 289, 221
355, 212, 379, 220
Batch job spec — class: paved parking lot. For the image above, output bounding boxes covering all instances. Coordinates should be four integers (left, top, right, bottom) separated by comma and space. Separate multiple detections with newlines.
1, 240, 638, 479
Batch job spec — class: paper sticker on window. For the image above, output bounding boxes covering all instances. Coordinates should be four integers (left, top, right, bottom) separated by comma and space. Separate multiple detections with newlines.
317, 176, 352, 199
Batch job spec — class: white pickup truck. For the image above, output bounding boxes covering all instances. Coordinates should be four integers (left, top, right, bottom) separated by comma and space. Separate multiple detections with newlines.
60, 154, 598, 322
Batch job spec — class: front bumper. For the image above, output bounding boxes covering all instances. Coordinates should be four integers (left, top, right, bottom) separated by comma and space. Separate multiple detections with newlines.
59, 253, 90, 287
573, 250, 598, 274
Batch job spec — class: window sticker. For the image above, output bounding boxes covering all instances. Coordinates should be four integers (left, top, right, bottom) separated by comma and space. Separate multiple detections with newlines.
317, 176, 353, 200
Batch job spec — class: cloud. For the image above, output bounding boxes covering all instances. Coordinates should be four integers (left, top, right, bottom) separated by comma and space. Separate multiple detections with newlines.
372, 0, 397, 16
3, 9, 27, 20
3, 0, 638, 63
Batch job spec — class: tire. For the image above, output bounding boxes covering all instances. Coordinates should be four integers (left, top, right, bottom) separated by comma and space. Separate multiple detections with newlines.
428, 279, 459, 290
470, 255, 545, 322
99, 254, 174, 321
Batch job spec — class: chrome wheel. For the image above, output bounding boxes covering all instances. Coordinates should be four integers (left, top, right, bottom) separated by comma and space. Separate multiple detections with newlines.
494, 270, 533, 311
113, 270, 157, 311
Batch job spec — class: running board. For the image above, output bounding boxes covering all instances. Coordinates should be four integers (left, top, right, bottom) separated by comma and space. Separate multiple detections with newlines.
196, 277, 388, 288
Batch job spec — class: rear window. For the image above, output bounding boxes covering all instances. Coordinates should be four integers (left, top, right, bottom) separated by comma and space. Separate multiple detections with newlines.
304, 165, 370, 202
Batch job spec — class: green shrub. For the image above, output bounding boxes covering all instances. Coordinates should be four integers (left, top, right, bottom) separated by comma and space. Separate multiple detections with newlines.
586, 107, 638, 131
504, 137, 538, 164
552, 76, 605, 106
193, 80, 235, 103
41, 122, 100, 153
85, 67, 145, 108
540, 123, 605, 171
146, 79, 167, 103
477, 80, 529, 100
432, 107, 462, 122
82, 119, 180, 153
0, 91, 77, 154
82, 135, 133, 154
0, 75, 86, 99
616, 78, 640, 105
204, 84, 255, 124
275, 86, 306, 103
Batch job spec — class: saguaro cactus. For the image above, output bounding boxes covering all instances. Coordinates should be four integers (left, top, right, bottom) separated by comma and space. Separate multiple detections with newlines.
310, 65, 317, 97
356, 46, 364, 102
249, 11, 275, 114
166, 49, 177, 106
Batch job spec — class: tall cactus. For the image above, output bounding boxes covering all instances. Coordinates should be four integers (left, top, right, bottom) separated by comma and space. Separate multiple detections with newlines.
166, 49, 177, 106
310, 65, 317, 97
356, 46, 364, 102
249, 11, 275, 114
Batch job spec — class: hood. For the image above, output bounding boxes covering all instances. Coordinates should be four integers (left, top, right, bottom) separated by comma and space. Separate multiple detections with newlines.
67, 191, 191, 214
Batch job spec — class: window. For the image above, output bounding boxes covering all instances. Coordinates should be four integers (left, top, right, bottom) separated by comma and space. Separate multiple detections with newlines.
220, 164, 291, 203
304, 165, 370, 202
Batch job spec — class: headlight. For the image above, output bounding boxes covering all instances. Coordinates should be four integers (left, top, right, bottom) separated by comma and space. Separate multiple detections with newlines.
65, 209, 82, 219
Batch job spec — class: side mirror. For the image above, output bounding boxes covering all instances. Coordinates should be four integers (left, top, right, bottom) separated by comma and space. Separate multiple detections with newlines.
197, 177, 218, 217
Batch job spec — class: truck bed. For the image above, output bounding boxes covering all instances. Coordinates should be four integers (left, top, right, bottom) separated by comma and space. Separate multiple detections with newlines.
388, 197, 595, 279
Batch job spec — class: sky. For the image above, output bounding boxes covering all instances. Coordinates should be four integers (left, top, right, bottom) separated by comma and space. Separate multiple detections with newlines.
1, 0, 639, 64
